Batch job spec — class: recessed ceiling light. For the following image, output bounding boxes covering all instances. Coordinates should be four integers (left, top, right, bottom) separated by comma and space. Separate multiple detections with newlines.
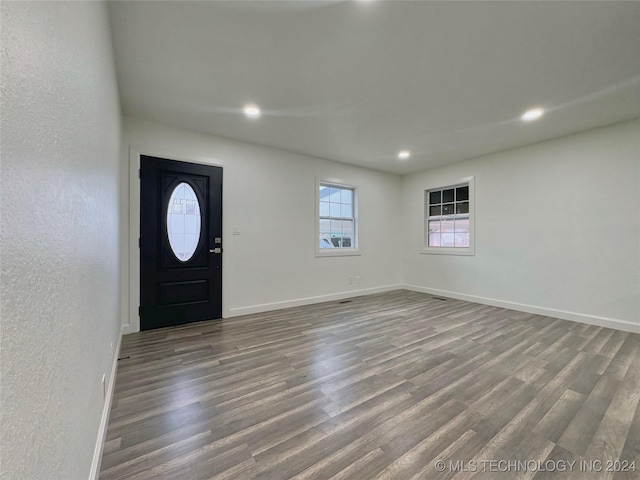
243, 104, 261, 119
398, 150, 411, 160
521, 108, 544, 122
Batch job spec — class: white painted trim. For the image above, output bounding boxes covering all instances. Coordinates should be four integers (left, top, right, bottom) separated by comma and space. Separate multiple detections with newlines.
127, 147, 140, 333
422, 175, 475, 256
88, 326, 124, 480
315, 176, 360, 257
127, 145, 226, 333
403, 284, 640, 334
315, 250, 362, 257
419, 247, 475, 256
227, 284, 403, 317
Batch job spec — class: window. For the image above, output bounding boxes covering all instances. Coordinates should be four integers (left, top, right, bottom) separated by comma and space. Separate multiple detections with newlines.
167, 182, 201, 262
316, 180, 358, 256
423, 177, 474, 255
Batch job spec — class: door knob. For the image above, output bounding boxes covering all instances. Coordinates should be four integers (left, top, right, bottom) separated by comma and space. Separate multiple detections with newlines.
209, 248, 222, 254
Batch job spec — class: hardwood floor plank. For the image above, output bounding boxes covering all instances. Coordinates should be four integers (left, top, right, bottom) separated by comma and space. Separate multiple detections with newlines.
584, 359, 640, 480
328, 447, 391, 480
533, 445, 581, 480
533, 389, 586, 443
615, 394, 640, 480
557, 375, 620, 457
100, 290, 640, 479
376, 408, 484, 479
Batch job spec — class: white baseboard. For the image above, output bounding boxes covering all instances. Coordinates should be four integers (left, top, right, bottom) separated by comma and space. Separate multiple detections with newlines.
403, 284, 640, 334
121, 324, 137, 335
89, 325, 124, 480
226, 284, 403, 317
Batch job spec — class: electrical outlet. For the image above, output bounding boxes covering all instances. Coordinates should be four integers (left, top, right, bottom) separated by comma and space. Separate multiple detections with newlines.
348, 276, 353, 285
356, 276, 361, 285
101, 374, 106, 401
232, 227, 240, 235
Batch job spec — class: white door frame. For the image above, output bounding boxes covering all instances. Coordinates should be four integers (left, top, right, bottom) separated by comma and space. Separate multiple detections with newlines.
125, 145, 225, 334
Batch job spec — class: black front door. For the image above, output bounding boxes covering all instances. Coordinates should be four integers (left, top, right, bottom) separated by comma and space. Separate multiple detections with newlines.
140, 155, 222, 330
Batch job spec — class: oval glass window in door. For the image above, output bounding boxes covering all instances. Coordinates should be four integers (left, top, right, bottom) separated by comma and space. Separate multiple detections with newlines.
167, 182, 201, 262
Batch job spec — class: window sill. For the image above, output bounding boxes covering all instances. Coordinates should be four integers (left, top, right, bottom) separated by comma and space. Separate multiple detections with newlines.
420, 247, 475, 256
315, 249, 361, 258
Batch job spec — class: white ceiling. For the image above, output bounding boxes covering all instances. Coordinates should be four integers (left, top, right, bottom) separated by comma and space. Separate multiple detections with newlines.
108, 1, 640, 175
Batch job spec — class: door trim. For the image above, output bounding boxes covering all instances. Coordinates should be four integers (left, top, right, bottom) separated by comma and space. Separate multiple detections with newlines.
126, 145, 225, 334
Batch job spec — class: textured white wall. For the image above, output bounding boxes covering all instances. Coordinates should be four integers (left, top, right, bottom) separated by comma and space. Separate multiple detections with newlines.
121, 116, 403, 329
402, 120, 640, 330
1, 2, 122, 479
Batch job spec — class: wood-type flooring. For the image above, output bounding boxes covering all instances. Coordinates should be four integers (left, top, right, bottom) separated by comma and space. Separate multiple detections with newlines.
100, 290, 640, 479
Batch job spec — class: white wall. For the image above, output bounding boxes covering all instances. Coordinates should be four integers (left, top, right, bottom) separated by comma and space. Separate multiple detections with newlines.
0, 2, 122, 479
402, 120, 640, 332
121, 116, 402, 329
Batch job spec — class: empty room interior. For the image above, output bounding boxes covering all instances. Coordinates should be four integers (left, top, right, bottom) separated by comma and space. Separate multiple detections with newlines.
2, 1, 640, 479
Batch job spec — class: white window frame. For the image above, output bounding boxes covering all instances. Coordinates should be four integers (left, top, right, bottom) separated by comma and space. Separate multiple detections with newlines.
315, 177, 360, 257
421, 176, 475, 256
